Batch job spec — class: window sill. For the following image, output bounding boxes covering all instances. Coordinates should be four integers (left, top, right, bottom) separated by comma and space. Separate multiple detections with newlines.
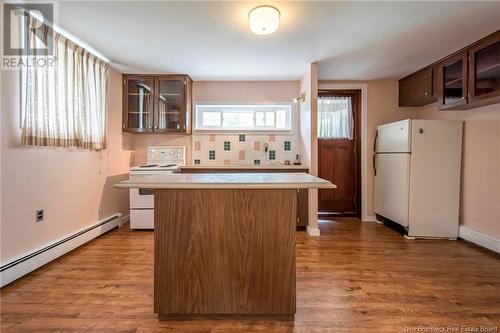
193, 129, 294, 135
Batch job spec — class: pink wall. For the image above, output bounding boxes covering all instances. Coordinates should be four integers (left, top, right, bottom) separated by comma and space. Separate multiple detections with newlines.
300, 64, 320, 232
193, 81, 299, 102
0, 68, 132, 262
130, 81, 300, 166
417, 103, 500, 238
319, 80, 417, 218
366, 80, 419, 215
318, 79, 499, 239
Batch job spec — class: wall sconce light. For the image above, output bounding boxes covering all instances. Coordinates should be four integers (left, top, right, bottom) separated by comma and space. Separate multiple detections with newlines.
293, 92, 306, 104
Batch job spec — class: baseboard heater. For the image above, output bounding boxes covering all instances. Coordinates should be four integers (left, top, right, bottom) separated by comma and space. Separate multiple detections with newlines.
0, 213, 124, 288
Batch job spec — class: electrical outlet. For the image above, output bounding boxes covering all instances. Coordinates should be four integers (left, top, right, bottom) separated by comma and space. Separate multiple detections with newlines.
36, 209, 44, 222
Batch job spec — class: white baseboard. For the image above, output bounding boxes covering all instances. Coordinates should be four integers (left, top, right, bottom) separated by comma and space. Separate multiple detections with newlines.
362, 214, 377, 222
459, 225, 500, 254
0, 213, 124, 288
118, 214, 130, 227
306, 226, 320, 236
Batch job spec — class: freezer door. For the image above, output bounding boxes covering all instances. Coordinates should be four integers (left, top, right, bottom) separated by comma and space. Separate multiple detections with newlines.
374, 153, 410, 227
375, 119, 411, 153
408, 120, 463, 238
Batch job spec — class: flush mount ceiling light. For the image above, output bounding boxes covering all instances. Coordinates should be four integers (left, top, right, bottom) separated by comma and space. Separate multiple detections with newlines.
248, 5, 280, 35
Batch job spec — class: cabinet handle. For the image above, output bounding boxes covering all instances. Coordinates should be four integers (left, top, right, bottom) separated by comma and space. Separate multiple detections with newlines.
155, 126, 159, 129
424, 92, 429, 96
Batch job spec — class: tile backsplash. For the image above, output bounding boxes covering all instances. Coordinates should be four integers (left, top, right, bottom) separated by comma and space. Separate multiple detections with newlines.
192, 134, 300, 165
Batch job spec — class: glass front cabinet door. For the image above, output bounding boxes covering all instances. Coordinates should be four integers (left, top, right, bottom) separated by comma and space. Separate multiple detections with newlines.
123, 74, 192, 133
468, 31, 500, 105
155, 76, 186, 132
437, 52, 468, 110
123, 76, 155, 133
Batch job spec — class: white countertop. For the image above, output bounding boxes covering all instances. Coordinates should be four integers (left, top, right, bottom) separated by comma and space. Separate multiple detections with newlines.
114, 172, 336, 189
179, 165, 309, 170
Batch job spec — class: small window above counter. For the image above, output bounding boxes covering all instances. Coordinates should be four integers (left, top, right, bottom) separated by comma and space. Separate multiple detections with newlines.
399, 30, 500, 110
123, 74, 192, 133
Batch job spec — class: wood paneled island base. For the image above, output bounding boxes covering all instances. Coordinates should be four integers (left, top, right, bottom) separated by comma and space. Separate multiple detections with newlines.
154, 189, 297, 320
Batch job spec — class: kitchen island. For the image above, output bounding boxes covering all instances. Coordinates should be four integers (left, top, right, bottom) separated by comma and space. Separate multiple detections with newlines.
180, 165, 311, 227
114, 173, 335, 320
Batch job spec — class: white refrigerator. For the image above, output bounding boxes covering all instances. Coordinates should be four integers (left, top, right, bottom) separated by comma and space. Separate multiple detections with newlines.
374, 119, 463, 238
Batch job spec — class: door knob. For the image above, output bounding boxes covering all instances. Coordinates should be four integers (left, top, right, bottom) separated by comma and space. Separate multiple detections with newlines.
419, 128, 424, 134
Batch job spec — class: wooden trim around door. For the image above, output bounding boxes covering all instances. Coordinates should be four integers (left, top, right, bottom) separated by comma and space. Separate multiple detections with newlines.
317, 89, 362, 219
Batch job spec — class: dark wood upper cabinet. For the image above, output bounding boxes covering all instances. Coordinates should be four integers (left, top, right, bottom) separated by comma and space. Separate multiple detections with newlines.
399, 30, 500, 110
436, 51, 468, 110
123, 74, 192, 134
123, 76, 155, 133
399, 67, 436, 107
468, 30, 500, 107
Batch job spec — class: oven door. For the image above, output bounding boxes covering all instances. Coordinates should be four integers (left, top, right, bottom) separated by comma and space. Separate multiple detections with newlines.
130, 188, 154, 209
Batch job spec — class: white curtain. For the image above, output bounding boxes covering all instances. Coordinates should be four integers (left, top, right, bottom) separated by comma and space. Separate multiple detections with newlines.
21, 16, 109, 150
317, 96, 354, 139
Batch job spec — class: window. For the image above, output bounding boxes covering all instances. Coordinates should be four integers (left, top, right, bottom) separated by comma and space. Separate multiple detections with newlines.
317, 96, 354, 139
20, 14, 109, 150
195, 104, 292, 131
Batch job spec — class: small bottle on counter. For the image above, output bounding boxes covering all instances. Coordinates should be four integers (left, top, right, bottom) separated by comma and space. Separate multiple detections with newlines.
293, 154, 301, 165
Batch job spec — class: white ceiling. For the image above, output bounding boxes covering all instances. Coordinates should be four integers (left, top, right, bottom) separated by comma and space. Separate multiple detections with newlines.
57, 1, 500, 81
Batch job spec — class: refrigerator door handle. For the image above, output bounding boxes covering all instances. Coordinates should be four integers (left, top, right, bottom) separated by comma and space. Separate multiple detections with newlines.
373, 130, 378, 176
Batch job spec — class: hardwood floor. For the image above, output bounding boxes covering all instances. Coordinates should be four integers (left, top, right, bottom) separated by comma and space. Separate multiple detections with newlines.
1, 219, 499, 332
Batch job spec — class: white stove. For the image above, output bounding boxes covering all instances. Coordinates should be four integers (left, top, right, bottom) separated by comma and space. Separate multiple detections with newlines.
129, 146, 185, 229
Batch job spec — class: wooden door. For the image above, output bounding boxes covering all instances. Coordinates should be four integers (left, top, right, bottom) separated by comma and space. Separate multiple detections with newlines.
317, 91, 360, 216
318, 139, 355, 213
399, 67, 436, 107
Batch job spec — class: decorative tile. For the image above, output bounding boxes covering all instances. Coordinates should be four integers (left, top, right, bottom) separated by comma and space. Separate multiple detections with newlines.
254, 159, 260, 165
239, 150, 246, 160
269, 134, 276, 142
209, 134, 216, 142
239, 134, 246, 142
269, 150, 276, 160
224, 159, 231, 165
194, 141, 201, 151
254, 141, 261, 151
209, 150, 216, 160
284, 141, 291, 151
194, 159, 201, 165
224, 141, 231, 151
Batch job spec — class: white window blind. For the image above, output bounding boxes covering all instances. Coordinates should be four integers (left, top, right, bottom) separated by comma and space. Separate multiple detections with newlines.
317, 96, 354, 139
21, 14, 109, 150
195, 104, 292, 131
